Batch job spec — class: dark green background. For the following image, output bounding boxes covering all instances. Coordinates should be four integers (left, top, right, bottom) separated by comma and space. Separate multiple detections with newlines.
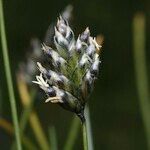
0, 0, 150, 149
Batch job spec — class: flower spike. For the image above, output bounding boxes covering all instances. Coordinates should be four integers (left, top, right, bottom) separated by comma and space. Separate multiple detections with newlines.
33, 15, 102, 122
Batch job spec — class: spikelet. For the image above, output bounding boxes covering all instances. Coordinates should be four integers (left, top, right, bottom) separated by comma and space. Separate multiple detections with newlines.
33, 16, 101, 122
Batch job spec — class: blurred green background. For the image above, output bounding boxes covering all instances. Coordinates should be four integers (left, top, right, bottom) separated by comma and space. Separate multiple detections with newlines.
0, 0, 150, 149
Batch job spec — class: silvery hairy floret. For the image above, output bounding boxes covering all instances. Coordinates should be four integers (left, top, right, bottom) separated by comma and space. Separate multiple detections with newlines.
44, 5, 73, 46
33, 16, 102, 122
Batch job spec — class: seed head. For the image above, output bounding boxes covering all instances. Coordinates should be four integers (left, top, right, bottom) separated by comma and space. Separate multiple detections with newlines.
33, 16, 102, 122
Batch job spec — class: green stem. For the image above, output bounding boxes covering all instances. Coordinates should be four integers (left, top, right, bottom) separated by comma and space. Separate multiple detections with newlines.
63, 116, 80, 150
82, 121, 88, 150
49, 126, 58, 150
133, 13, 150, 150
0, 0, 22, 150
85, 106, 94, 150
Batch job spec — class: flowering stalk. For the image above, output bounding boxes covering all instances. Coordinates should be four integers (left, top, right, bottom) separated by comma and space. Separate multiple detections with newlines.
83, 121, 88, 150
33, 15, 101, 149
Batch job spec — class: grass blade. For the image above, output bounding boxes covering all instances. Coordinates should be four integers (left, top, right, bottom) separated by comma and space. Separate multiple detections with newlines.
49, 126, 58, 150
133, 12, 150, 150
63, 116, 80, 150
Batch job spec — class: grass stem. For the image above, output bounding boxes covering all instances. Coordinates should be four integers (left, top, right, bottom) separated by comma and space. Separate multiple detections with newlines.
82, 120, 88, 150
49, 126, 58, 150
63, 116, 80, 150
0, 0, 22, 149
85, 106, 94, 150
